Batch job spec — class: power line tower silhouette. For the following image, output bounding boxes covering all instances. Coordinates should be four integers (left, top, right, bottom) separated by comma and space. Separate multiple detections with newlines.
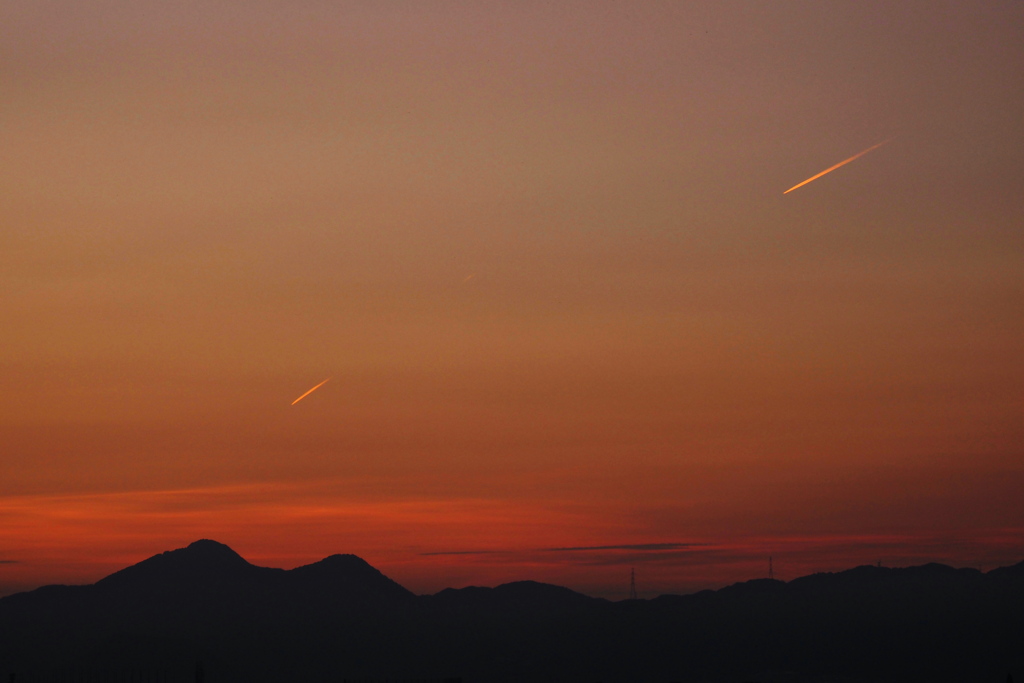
769, 556, 774, 580
629, 567, 638, 600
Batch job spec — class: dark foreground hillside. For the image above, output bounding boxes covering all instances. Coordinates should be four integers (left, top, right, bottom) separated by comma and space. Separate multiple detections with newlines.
1, 540, 1021, 683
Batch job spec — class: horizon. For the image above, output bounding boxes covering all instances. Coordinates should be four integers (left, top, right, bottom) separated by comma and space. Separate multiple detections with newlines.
2, 1, 1022, 600
5, 537, 1020, 602
8, 540, 1024, 602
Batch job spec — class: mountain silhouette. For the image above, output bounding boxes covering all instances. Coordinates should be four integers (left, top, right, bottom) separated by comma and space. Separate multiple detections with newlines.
287, 553, 414, 603
96, 540, 271, 596
2, 541, 1022, 683
98, 540, 256, 586
429, 580, 598, 613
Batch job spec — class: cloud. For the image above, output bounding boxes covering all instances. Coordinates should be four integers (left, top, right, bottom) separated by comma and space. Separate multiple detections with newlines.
421, 550, 499, 556
422, 542, 713, 556
543, 543, 713, 552
0, 560, 18, 564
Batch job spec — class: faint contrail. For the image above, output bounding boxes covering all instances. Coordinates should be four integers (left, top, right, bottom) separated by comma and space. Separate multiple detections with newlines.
291, 378, 330, 405
461, 273, 477, 285
783, 139, 891, 194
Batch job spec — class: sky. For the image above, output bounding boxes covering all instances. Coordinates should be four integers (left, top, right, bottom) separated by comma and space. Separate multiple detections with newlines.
1, 0, 1023, 599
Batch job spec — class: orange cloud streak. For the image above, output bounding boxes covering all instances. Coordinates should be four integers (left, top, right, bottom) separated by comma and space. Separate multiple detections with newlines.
291, 378, 331, 405
783, 140, 891, 194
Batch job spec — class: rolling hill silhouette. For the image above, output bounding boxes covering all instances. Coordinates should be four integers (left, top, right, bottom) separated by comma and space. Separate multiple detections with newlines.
2, 540, 1021, 683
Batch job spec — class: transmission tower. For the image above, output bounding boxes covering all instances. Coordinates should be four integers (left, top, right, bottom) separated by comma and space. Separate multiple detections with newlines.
629, 568, 638, 600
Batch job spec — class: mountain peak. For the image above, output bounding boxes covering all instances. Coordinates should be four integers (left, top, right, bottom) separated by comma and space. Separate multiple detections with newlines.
96, 539, 256, 589
153, 539, 251, 569
319, 553, 372, 566
182, 539, 246, 559
288, 553, 414, 600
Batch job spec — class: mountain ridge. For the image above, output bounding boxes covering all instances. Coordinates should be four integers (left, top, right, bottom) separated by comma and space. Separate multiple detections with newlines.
9, 540, 1023, 601
2, 541, 1022, 683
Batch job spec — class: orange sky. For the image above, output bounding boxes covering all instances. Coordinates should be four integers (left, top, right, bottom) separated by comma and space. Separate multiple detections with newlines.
2, 1, 1023, 598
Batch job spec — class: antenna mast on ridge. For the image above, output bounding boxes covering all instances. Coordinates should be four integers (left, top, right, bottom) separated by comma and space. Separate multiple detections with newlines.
629, 568, 638, 600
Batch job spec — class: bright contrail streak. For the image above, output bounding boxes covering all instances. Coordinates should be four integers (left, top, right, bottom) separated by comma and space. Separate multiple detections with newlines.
291, 378, 330, 405
783, 139, 890, 194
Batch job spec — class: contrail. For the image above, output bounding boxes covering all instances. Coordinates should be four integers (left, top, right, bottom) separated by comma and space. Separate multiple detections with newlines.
461, 273, 476, 285
783, 139, 890, 194
291, 378, 330, 405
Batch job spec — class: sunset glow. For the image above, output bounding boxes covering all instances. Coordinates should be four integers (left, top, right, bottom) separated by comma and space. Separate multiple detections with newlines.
1, 1, 1022, 599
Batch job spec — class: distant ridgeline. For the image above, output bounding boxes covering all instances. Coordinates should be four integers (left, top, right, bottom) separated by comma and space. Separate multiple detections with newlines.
1, 540, 1022, 683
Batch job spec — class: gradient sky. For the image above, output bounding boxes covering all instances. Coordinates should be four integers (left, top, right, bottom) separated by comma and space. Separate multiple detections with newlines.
2, 0, 1023, 598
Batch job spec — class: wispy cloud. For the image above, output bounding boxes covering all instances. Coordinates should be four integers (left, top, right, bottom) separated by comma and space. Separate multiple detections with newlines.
422, 542, 713, 556
544, 543, 712, 552
0, 560, 18, 564
421, 550, 499, 556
